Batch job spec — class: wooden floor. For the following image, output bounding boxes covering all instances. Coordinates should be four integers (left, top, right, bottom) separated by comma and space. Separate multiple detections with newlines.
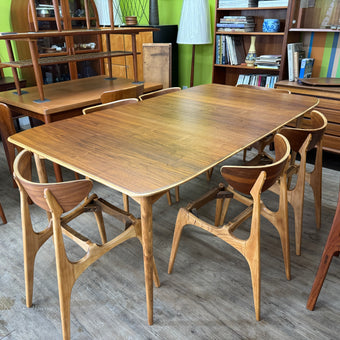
0, 142, 339, 340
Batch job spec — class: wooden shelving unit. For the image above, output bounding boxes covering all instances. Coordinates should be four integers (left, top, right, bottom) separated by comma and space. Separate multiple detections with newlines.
3, 0, 157, 102
212, 0, 294, 86
275, 0, 340, 153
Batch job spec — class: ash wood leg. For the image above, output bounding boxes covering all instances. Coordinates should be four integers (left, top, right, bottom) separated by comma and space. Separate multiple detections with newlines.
140, 196, 154, 325
28, 40, 45, 102
131, 33, 138, 83
0, 203, 7, 224
5, 40, 22, 96
166, 191, 172, 205
306, 190, 340, 311
306, 245, 336, 311
123, 193, 129, 213
306, 142, 323, 230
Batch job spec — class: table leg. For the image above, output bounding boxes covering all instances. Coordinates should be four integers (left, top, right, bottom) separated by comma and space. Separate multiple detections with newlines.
140, 196, 154, 325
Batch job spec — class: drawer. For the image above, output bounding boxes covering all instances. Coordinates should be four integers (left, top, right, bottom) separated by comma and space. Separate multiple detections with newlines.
325, 122, 340, 137
315, 107, 340, 124
323, 134, 340, 153
316, 97, 340, 111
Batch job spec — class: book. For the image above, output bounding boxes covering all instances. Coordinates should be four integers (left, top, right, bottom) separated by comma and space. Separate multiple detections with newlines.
287, 43, 304, 81
299, 58, 314, 79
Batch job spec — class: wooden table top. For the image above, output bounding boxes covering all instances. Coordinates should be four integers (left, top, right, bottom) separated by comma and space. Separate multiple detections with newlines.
0, 76, 162, 116
9, 83, 318, 197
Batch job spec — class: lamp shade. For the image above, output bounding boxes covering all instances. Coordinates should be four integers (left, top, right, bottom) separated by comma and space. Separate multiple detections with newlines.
177, 0, 212, 45
94, 0, 123, 26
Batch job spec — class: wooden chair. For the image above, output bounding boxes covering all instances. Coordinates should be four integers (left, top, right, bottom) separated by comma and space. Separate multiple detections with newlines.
270, 110, 327, 255
168, 133, 291, 321
306, 187, 340, 311
83, 98, 138, 115
139, 87, 182, 204
0, 202, 7, 224
0, 103, 22, 187
83, 98, 138, 213
100, 84, 144, 104
139, 87, 181, 101
13, 150, 159, 340
235, 84, 291, 164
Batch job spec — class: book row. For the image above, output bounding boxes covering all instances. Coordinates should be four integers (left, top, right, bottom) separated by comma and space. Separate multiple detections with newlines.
236, 74, 279, 88
215, 35, 245, 65
218, 0, 287, 8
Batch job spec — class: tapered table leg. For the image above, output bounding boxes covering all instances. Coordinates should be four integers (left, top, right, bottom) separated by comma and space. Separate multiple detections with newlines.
140, 196, 154, 325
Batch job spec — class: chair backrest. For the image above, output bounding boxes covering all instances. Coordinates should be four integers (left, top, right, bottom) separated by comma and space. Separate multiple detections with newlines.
220, 134, 290, 195
0, 103, 22, 176
139, 87, 181, 101
279, 110, 327, 153
83, 98, 138, 115
100, 84, 144, 104
236, 84, 291, 94
13, 150, 93, 213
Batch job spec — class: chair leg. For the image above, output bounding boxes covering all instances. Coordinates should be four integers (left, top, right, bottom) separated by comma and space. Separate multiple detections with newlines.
306, 247, 335, 311
166, 191, 172, 206
306, 145, 323, 230
123, 193, 129, 213
93, 209, 107, 244
175, 186, 180, 203
168, 208, 188, 274
0, 203, 7, 224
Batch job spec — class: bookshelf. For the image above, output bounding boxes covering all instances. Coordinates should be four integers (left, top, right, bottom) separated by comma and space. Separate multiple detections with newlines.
212, 0, 294, 86
275, 0, 340, 154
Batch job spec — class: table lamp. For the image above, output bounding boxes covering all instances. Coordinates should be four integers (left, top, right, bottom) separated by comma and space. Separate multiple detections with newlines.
177, 0, 211, 87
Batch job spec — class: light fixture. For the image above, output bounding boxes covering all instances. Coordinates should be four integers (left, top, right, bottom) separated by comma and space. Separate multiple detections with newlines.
94, 0, 123, 26
177, 0, 212, 87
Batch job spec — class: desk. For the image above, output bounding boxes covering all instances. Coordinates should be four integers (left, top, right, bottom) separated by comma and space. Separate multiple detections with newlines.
9, 83, 318, 325
275, 80, 340, 153
0, 75, 162, 124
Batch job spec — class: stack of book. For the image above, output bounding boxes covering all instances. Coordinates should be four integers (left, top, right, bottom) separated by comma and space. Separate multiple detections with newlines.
258, 0, 289, 7
254, 55, 281, 69
215, 35, 246, 65
217, 16, 255, 32
237, 74, 279, 88
287, 42, 305, 81
219, 0, 258, 8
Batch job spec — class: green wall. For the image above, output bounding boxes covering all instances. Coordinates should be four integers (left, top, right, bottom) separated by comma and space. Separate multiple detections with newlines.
159, 0, 215, 87
0, 0, 215, 85
0, 1, 13, 76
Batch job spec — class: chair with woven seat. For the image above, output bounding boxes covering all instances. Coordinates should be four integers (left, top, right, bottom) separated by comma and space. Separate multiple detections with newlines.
100, 84, 144, 104
0, 203, 7, 224
139, 87, 182, 204
0, 103, 22, 187
270, 110, 327, 255
235, 84, 291, 164
168, 133, 291, 321
13, 149, 159, 340
306, 187, 340, 311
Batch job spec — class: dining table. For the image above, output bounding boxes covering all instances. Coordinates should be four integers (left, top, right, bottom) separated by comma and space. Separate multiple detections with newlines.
0, 75, 162, 181
0, 75, 162, 124
8, 83, 319, 326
